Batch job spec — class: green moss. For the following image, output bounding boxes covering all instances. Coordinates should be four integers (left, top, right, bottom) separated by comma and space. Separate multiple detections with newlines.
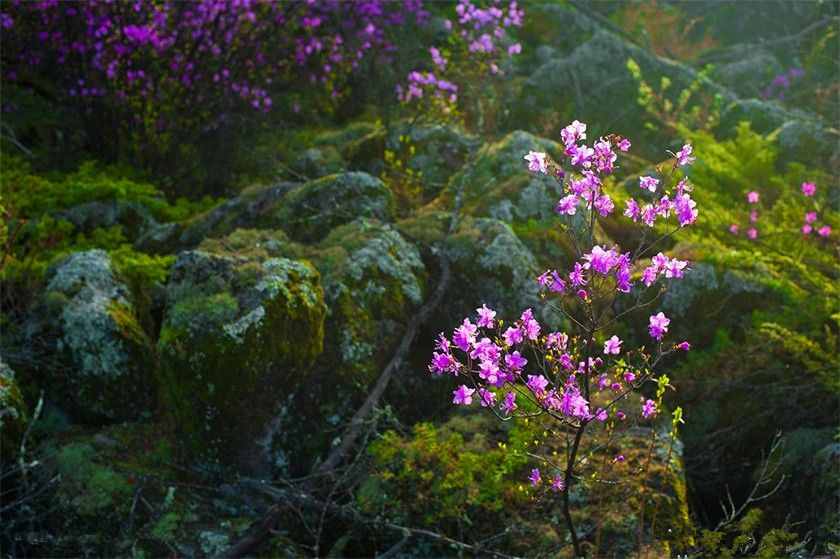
0, 359, 28, 461
156, 248, 326, 462
273, 172, 394, 242
55, 442, 132, 517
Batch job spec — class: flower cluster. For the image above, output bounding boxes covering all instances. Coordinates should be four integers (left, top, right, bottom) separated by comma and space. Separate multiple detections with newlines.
398, 0, 523, 114
729, 181, 831, 240
527, 122, 698, 230
2, 1, 429, 138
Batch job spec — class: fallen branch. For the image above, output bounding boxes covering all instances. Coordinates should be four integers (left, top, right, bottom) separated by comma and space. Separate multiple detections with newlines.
316, 249, 450, 475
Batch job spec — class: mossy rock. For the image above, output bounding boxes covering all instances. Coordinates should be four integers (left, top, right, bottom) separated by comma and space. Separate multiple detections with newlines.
385, 122, 479, 199
434, 130, 563, 221
57, 200, 159, 243
446, 216, 542, 322
178, 182, 299, 248
31, 250, 155, 422
272, 172, 394, 243
0, 357, 28, 462
264, 219, 427, 473
156, 245, 326, 466
315, 218, 426, 380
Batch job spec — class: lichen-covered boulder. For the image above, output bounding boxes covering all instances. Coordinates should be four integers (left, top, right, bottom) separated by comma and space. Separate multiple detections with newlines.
436, 130, 562, 221
712, 48, 783, 99
157, 244, 326, 464
315, 218, 426, 381
272, 172, 394, 242
385, 122, 478, 200
57, 200, 158, 243
291, 146, 346, 179
266, 218, 427, 474
35, 250, 155, 422
0, 358, 28, 461
178, 182, 299, 248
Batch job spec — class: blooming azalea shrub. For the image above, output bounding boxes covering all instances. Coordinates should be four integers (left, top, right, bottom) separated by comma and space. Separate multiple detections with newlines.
428, 119, 700, 555
1, 0, 429, 189
398, 0, 524, 131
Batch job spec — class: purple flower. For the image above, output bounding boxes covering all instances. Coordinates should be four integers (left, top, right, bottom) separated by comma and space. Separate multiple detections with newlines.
503, 326, 523, 346
555, 194, 578, 215
501, 391, 517, 415
639, 176, 659, 192
529, 468, 541, 486
747, 191, 760, 204
801, 181, 816, 197
570, 144, 594, 168
505, 351, 527, 371
551, 475, 565, 491
642, 399, 657, 419
524, 151, 548, 174
676, 341, 691, 351
603, 335, 622, 355
560, 120, 587, 147
546, 332, 568, 351
648, 312, 670, 341
526, 374, 549, 397
664, 258, 688, 279
507, 42, 521, 55
478, 388, 496, 407
674, 193, 698, 226
584, 245, 618, 275
675, 143, 695, 166
521, 308, 541, 340
818, 225, 832, 238
805, 211, 818, 224
453, 318, 478, 352
453, 385, 475, 405
478, 360, 499, 384
429, 352, 458, 375
624, 198, 641, 222
476, 304, 496, 328
747, 227, 758, 240
802, 224, 813, 235
618, 138, 631, 152
594, 194, 614, 216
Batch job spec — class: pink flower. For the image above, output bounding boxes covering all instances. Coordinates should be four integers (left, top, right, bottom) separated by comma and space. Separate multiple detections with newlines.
642, 399, 657, 419
729, 224, 739, 234
555, 194, 579, 215
603, 335, 622, 355
618, 138, 631, 152
529, 468, 541, 486
550, 475, 565, 491
648, 312, 670, 341
747, 191, 760, 204
747, 227, 758, 240
478, 388, 496, 408
805, 211, 818, 224
507, 42, 521, 55
801, 181, 816, 196
675, 143, 695, 166
818, 225, 831, 238
501, 391, 517, 415
623, 371, 636, 383
639, 176, 659, 192
749, 210, 759, 223
802, 224, 813, 235
476, 304, 496, 328
560, 120, 587, 147
676, 341, 691, 351
503, 326, 523, 346
452, 385, 475, 405
524, 151, 548, 174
